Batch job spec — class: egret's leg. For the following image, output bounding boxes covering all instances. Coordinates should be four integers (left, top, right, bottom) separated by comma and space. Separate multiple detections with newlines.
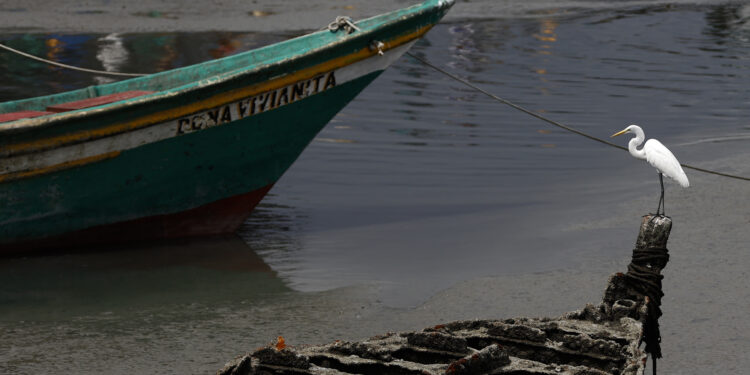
654, 173, 664, 216
658, 173, 665, 216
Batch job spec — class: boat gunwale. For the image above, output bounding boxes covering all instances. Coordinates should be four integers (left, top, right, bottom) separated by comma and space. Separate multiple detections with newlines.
0, 0, 449, 136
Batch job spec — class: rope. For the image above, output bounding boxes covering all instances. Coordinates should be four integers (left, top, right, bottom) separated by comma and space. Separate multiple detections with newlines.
2, 15, 362, 76
623, 246, 669, 375
0, 42, 147, 78
405, 52, 750, 182
328, 16, 361, 34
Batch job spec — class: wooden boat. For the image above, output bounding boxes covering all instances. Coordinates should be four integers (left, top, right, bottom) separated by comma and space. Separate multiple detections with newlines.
0, 0, 454, 254
218, 215, 672, 375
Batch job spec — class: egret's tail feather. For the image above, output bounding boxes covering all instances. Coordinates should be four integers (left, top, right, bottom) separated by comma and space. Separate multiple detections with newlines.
675, 173, 689, 188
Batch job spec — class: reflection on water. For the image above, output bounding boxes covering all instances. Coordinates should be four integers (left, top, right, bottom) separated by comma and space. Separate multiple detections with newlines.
704, 4, 750, 43
238, 200, 310, 288
241, 1, 750, 305
94, 33, 129, 84
0, 30, 293, 100
0, 235, 286, 322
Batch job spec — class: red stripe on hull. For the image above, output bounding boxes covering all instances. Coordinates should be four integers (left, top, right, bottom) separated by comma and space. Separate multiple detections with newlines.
0, 184, 273, 256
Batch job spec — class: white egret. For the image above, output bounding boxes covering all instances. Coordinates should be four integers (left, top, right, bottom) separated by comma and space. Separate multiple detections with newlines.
611, 124, 689, 216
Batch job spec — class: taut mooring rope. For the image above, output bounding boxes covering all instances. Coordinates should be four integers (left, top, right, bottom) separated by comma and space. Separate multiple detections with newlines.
0, 42, 147, 78
406, 52, 750, 182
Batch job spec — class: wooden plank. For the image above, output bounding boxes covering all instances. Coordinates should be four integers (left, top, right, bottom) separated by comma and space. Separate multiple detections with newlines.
46, 90, 154, 113
0, 110, 54, 123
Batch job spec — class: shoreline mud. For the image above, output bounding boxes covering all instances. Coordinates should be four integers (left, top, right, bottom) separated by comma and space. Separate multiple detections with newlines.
1, 1, 446, 33
0, 0, 732, 33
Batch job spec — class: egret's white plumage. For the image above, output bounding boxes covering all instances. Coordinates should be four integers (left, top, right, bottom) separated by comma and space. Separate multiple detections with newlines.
611, 124, 689, 215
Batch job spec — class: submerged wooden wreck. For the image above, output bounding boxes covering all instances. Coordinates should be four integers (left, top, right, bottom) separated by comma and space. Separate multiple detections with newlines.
218, 215, 671, 375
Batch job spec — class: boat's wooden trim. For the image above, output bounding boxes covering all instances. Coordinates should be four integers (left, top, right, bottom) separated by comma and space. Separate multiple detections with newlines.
0, 110, 54, 122
45, 91, 154, 113
0, 150, 121, 183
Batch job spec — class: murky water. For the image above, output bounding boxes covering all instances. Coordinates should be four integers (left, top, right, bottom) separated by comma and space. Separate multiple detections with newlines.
1, 2, 749, 374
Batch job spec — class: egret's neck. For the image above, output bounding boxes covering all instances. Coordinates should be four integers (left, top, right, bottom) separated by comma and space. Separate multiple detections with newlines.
628, 127, 646, 160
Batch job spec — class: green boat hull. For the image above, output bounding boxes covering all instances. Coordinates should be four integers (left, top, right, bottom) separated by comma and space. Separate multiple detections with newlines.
0, 0, 453, 253
1, 72, 380, 247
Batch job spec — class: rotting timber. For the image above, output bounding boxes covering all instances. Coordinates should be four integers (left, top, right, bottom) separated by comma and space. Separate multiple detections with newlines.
218, 215, 672, 375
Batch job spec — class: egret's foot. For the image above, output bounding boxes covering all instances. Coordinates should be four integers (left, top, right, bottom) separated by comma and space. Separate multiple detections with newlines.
650, 208, 665, 217
648, 213, 668, 221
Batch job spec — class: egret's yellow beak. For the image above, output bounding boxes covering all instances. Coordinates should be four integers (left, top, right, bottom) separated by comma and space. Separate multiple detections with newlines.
610, 128, 629, 138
